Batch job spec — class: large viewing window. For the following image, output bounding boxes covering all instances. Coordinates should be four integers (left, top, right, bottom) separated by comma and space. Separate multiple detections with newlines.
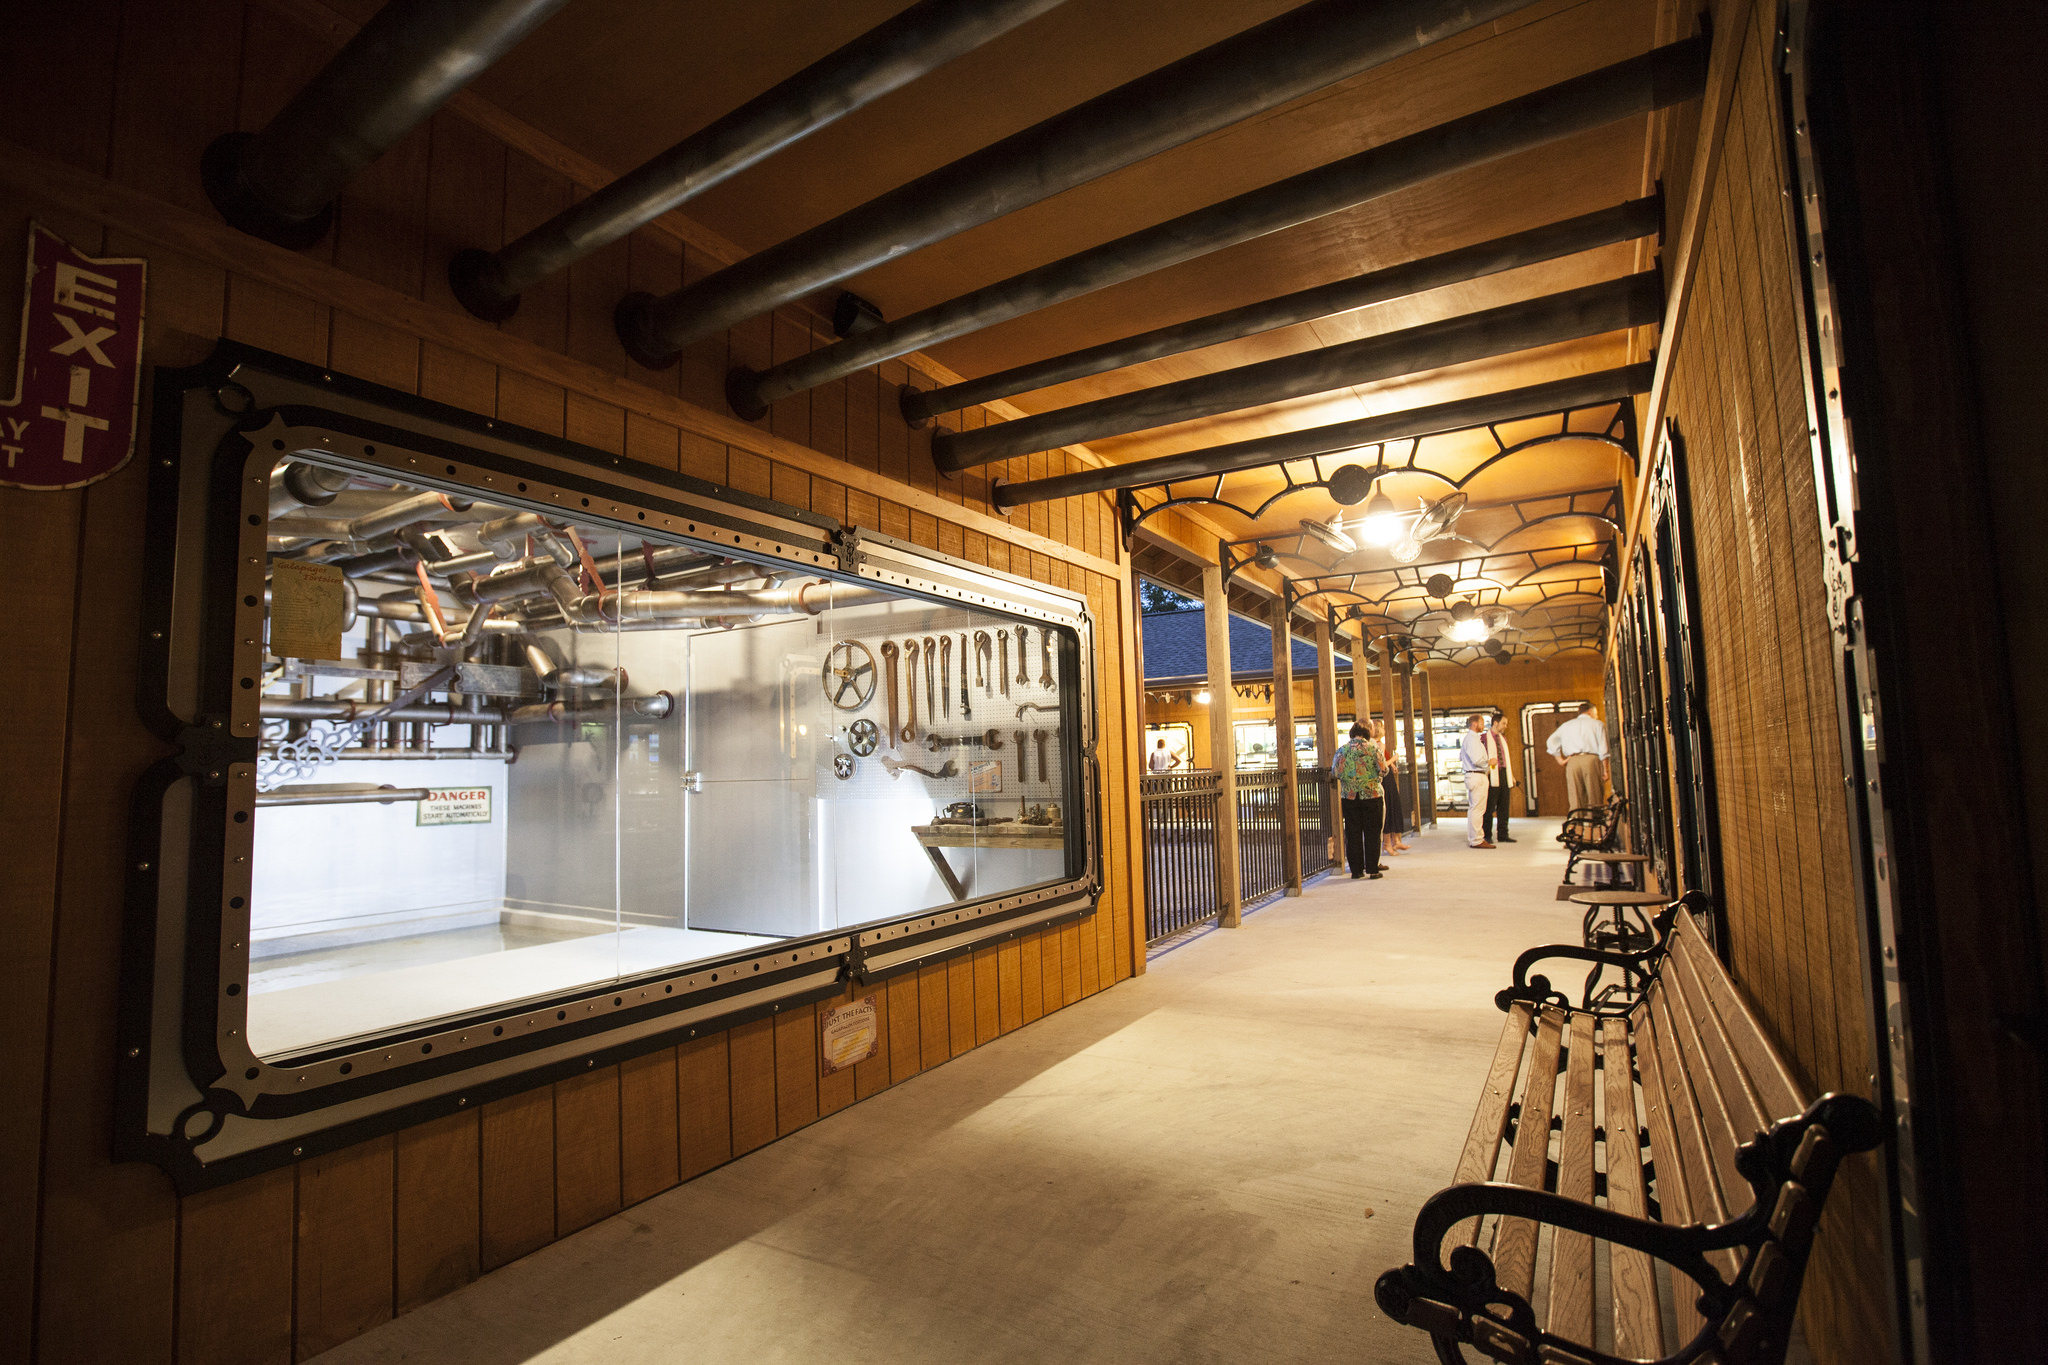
122, 344, 1098, 1188
249, 464, 1073, 1057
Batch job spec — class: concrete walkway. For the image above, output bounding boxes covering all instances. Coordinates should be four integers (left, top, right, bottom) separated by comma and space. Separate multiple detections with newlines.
323, 821, 1586, 1365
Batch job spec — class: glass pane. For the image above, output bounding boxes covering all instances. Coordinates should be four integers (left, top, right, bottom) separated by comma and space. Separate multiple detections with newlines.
246, 457, 1082, 1059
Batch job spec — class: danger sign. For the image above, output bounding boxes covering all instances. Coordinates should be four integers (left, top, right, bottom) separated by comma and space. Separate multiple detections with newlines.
1, 224, 146, 491
417, 788, 494, 827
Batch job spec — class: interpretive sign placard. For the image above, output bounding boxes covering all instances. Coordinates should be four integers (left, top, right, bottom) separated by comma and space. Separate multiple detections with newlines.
819, 994, 879, 1074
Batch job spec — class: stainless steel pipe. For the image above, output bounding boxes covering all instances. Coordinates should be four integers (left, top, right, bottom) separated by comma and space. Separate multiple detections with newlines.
989, 363, 1655, 507
450, 0, 1071, 320
732, 38, 1707, 415
508, 692, 674, 723
616, 0, 1527, 367
202, 0, 569, 248
936, 271, 1664, 472
902, 197, 1663, 422
262, 698, 510, 724
255, 786, 431, 808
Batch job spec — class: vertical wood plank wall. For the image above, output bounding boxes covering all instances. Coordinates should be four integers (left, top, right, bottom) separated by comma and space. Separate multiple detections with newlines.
0, 5, 1142, 1361
1649, 5, 1888, 1361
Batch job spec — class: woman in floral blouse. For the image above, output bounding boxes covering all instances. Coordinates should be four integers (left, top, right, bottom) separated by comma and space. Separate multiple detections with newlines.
1332, 721, 1386, 880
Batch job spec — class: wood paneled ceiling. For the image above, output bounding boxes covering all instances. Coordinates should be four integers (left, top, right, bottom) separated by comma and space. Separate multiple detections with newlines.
463, 0, 1691, 664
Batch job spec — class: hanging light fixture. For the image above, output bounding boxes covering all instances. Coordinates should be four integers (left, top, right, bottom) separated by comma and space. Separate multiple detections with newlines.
1449, 599, 1477, 623
1449, 616, 1489, 643
1253, 543, 1278, 570
1357, 472, 1403, 546
1195, 689, 1212, 705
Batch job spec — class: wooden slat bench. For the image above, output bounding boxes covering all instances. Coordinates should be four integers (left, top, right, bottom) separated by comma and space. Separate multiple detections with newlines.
1555, 797, 1634, 900
1374, 907, 1882, 1365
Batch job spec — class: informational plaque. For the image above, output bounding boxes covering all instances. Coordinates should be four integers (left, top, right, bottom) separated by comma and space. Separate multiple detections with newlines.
268, 557, 348, 660
819, 994, 879, 1074
1, 224, 147, 490
417, 787, 493, 826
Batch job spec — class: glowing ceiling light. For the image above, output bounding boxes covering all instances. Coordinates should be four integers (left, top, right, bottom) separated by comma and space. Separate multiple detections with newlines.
1448, 617, 1490, 643
1194, 689, 1213, 704
1357, 478, 1403, 545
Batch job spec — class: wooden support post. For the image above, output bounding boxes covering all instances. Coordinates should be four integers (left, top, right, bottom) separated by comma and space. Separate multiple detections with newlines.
1401, 650, 1421, 831
1416, 664, 1436, 827
1271, 598, 1301, 895
1376, 634, 1400, 777
1201, 562, 1242, 928
1314, 615, 1339, 863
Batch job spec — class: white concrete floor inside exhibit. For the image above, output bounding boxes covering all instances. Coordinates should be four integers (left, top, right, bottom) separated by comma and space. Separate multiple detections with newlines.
314, 820, 1777, 1364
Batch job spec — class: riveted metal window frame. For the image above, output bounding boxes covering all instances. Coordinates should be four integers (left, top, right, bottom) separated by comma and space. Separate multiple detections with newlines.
118, 341, 1100, 1191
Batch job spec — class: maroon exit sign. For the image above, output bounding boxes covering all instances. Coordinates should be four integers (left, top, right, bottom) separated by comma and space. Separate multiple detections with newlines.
1, 223, 147, 491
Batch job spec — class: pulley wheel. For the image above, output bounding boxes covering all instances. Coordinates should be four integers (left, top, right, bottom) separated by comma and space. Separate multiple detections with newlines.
821, 640, 878, 710
846, 718, 881, 756
833, 753, 857, 780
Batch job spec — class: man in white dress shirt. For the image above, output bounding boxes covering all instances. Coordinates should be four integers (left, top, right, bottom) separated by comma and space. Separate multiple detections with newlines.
1459, 713, 1495, 849
1545, 702, 1611, 815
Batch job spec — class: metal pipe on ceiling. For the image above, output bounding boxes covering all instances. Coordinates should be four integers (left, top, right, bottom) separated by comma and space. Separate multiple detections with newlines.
449, 0, 1071, 321
202, 0, 570, 249
936, 271, 1661, 472
729, 37, 1706, 416
254, 787, 432, 809
901, 197, 1662, 424
988, 362, 1653, 508
615, 0, 1532, 368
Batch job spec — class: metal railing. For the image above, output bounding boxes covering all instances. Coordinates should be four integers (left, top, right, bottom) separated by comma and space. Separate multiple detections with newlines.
1142, 766, 1336, 943
1235, 768, 1288, 906
1297, 766, 1334, 878
1141, 770, 1223, 941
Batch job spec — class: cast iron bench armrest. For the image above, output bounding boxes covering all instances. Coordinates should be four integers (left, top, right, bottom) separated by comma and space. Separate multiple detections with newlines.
1496, 894, 1704, 1012
1375, 1092, 1884, 1365
1494, 943, 1660, 1015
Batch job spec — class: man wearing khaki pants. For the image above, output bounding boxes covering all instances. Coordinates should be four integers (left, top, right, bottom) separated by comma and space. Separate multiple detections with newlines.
1545, 701, 1610, 815
1459, 713, 1495, 849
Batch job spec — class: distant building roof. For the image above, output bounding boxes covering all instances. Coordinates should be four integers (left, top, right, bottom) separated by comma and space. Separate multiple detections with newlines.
1142, 608, 1348, 684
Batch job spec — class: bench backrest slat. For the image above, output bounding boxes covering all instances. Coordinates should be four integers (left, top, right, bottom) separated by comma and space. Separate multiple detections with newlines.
1646, 987, 1746, 1284
1545, 1012, 1600, 1343
1662, 941, 1777, 1146
1630, 1002, 1709, 1344
1454, 1002, 1533, 1193
1600, 1019, 1666, 1359
1491, 1007, 1567, 1302
1671, 914, 1807, 1121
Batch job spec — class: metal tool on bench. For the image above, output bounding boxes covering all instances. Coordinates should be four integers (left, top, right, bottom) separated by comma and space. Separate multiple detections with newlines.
881, 756, 957, 780
927, 728, 1004, 751
959, 632, 971, 718
1014, 625, 1031, 687
923, 636, 937, 719
901, 639, 920, 742
1033, 728, 1049, 781
1014, 728, 1028, 782
997, 629, 1011, 698
1039, 626, 1054, 689
939, 635, 952, 718
880, 641, 902, 748
973, 631, 992, 698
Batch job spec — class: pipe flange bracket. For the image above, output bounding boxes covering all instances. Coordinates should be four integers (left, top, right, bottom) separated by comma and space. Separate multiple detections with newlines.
174, 721, 242, 785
